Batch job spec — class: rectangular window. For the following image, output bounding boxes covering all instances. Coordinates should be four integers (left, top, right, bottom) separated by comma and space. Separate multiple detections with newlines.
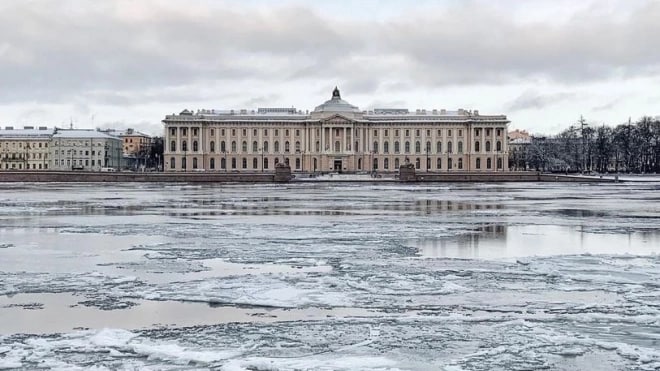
221, 129, 225, 136
210, 129, 214, 136
285, 129, 289, 136
254, 129, 257, 136
264, 129, 268, 136
426, 130, 430, 136
395, 130, 399, 136
405, 130, 410, 137
384, 129, 389, 137
448, 130, 452, 137
458, 130, 462, 137
242, 129, 247, 136
275, 129, 279, 136
416, 130, 420, 137
232, 129, 236, 136
295, 129, 300, 137
374, 130, 377, 136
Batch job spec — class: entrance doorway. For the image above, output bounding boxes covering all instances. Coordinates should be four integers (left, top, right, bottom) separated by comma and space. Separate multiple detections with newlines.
333, 160, 342, 172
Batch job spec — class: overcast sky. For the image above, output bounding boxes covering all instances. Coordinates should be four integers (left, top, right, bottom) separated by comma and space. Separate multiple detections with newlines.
1, 0, 659, 136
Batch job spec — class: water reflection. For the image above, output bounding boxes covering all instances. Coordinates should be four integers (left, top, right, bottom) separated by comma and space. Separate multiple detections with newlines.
0, 198, 505, 218
416, 225, 660, 259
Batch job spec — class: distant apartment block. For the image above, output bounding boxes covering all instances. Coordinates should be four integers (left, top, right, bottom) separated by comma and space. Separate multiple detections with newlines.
0, 126, 53, 170
51, 129, 123, 171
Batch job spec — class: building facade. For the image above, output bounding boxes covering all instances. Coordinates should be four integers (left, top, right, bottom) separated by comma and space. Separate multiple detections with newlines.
162, 88, 510, 173
0, 126, 53, 171
50, 129, 123, 171
119, 128, 152, 157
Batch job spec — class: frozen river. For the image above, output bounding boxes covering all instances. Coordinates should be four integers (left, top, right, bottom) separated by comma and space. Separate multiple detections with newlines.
0, 181, 659, 370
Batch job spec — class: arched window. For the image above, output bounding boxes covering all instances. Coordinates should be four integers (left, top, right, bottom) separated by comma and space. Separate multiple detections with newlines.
436, 141, 442, 153
242, 158, 247, 169
210, 158, 215, 169
221, 141, 226, 152
447, 141, 453, 153
497, 158, 503, 169
373, 141, 379, 153
313, 158, 318, 171
426, 141, 431, 152
405, 141, 410, 153
316, 141, 320, 152
242, 141, 248, 152
263, 141, 269, 152
210, 141, 215, 152
486, 141, 491, 152
335, 141, 340, 152
252, 141, 258, 152
415, 141, 421, 153
357, 158, 362, 170
170, 157, 175, 169
264, 158, 269, 169
415, 158, 420, 169
231, 158, 236, 169
394, 141, 400, 153
373, 158, 378, 170
384, 158, 389, 169
181, 158, 187, 169
395, 158, 400, 168
384, 141, 389, 154
448, 158, 453, 170
170, 141, 176, 152
193, 141, 198, 152
192, 157, 198, 169
475, 141, 480, 152
295, 141, 301, 152
458, 141, 463, 154
295, 158, 300, 169
231, 141, 237, 152
487, 158, 492, 169
476, 158, 481, 169
496, 141, 502, 152
221, 158, 226, 169
182, 140, 188, 152
285, 141, 290, 153
274, 141, 280, 153
436, 158, 442, 169
253, 158, 258, 169
458, 158, 463, 169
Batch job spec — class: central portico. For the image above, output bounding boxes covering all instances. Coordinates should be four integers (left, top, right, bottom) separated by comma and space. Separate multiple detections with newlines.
162, 87, 510, 173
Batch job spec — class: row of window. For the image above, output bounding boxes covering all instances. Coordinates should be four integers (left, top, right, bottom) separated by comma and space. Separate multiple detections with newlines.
1, 153, 48, 159
169, 139, 504, 154
1, 142, 49, 148
169, 127, 505, 139
54, 149, 104, 156
53, 159, 104, 167
2, 163, 48, 170
168, 156, 504, 171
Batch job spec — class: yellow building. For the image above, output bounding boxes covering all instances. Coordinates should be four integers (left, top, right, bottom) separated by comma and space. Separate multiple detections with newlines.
0, 126, 52, 171
162, 88, 510, 173
120, 128, 152, 156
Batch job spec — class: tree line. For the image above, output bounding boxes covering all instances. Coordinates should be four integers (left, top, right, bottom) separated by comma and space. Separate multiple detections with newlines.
510, 116, 660, 173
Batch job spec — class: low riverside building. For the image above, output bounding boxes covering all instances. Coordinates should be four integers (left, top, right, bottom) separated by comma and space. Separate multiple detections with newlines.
0, 126, 53, 170
50, 129, 123, 171
162, 88, 510, 173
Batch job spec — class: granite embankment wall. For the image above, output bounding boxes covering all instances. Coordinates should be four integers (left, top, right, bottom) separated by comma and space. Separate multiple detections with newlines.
0, 171, 283, 183
0, 170, 616, 183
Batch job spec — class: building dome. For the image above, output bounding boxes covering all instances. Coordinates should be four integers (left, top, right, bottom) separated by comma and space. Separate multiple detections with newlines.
313, 87, 360, 114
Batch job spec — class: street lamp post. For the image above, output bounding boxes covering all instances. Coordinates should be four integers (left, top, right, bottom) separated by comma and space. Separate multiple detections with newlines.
259, 148, 264, 172
425, 145, 430, 172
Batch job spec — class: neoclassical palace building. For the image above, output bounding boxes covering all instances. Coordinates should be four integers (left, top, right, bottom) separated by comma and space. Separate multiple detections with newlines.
162, 88, 509, 173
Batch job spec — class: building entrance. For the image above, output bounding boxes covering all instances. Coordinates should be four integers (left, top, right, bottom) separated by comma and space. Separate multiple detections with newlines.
333, 160, 342, 172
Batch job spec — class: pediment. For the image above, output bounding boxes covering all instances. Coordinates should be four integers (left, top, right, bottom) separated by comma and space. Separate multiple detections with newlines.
320, 113, 354, 124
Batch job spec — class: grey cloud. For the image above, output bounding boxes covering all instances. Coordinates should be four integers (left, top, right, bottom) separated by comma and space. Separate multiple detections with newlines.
591, 99, 622, 112
507, 91, 576, 111
1, 0, 660, 109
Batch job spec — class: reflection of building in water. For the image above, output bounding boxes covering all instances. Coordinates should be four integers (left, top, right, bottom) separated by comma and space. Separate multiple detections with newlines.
419, 224, 507, 258
163, 87, 510, 173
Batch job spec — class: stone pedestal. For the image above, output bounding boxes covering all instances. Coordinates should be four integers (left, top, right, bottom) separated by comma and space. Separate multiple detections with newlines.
274, 163, 293, 183
399, 164, 417, 182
